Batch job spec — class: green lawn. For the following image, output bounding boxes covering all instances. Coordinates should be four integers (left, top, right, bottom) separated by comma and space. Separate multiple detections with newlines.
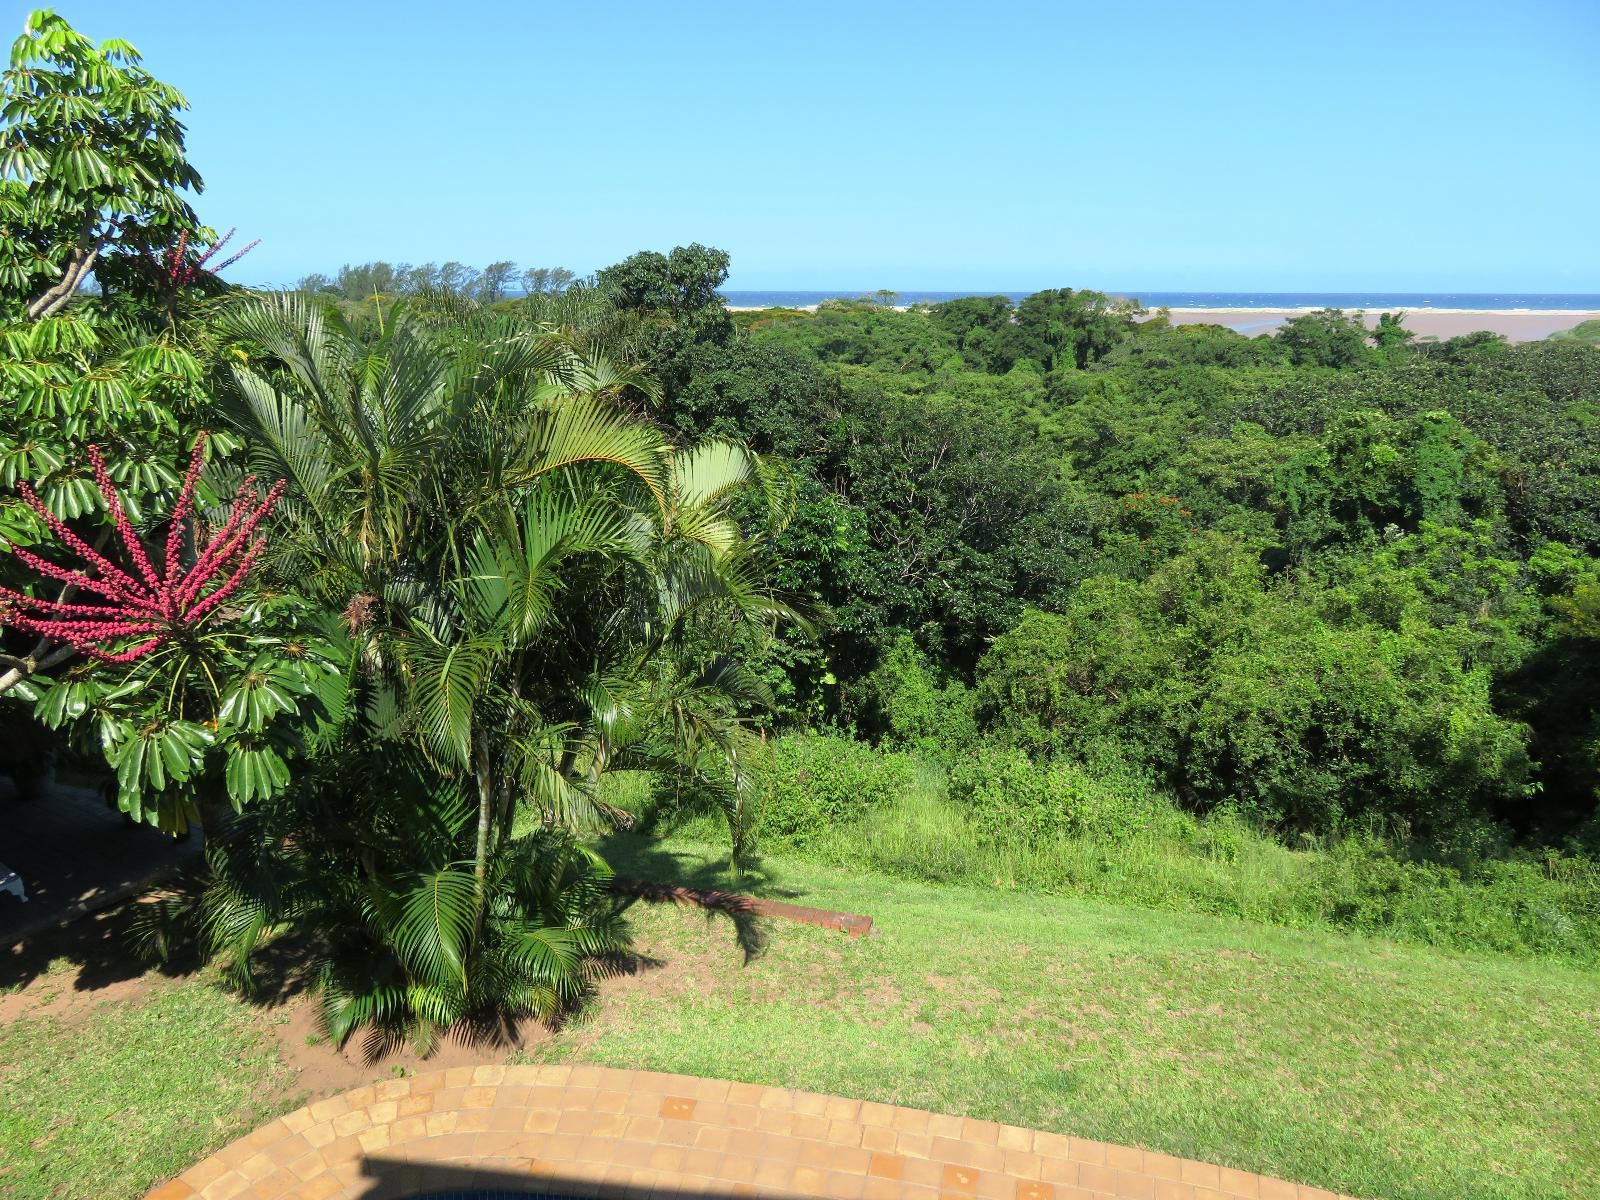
0, 974, 296, 1199
541, 834, 1600, 1200
3, 836, 1596, 1200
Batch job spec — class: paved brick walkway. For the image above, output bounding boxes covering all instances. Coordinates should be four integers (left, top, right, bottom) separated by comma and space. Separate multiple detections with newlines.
144, 1064, 1357, 1200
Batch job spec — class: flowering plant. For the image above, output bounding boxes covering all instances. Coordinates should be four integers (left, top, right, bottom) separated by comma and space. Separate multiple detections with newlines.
0, 433, 282, 665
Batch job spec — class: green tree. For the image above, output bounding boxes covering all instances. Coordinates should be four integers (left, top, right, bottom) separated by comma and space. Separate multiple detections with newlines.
1, 10, 205, 319
1276, 309, 1376, 369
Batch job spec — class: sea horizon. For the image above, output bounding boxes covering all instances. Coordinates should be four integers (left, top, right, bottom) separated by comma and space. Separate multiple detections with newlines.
721, 290, 1600, 312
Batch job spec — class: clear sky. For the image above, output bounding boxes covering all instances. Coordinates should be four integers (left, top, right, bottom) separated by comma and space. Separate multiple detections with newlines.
38, 0, 1600, 292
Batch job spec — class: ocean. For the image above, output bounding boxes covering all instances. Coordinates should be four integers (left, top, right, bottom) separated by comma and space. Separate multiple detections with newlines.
721, 290, 1600, 312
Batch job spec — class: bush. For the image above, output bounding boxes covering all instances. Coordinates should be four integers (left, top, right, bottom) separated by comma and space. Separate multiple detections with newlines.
751, 732, 916, 846
854, 634, 977, 760
948, 742, 1175, 846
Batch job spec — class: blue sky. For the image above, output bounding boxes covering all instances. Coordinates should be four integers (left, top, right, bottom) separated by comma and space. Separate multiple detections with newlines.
43, 0, 1600, 291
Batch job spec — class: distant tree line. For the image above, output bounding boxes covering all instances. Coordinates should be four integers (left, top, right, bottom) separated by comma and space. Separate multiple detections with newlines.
293, 260, 578, 302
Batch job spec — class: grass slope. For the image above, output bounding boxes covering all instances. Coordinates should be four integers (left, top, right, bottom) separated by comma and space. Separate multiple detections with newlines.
536, 835, 1600, 1200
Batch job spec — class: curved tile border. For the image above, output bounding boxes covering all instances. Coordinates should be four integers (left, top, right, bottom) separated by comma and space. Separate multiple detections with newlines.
144, 1064, 1356, 1200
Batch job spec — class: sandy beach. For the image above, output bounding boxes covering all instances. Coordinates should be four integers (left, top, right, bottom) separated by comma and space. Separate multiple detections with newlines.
726, 303, 1599, 343
1157, 308, 1599, 343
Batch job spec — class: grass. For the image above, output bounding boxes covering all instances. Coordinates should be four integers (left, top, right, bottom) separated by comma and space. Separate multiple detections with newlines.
3, 829, 1596, 1200
536, 832, 1600, 1200
0, 969, 296, 1199
635, 754, 1600, 966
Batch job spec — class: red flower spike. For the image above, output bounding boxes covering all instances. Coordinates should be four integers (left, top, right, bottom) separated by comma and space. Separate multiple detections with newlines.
0, 434, 281, 665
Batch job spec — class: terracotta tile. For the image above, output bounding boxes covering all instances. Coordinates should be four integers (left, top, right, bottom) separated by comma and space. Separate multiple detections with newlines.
727, 1082, 766, 1106
1031, 1131, 1070, 1161
1154, 1182, 1197, 1200
182, 1156, 231, 1189
1017, 1184, 1053, 1200
829, 1145, 873, 1176
792, 1113, 830, 1141
535, 1064, 573, 1086
864, 1177, 905, 1200
398, 1094, 434, 1117
724, 1104, 760, 1131
793, 1091, 831, 1117
357, 1124, 392, 1153
826, 1096, 863, 1121
1104, 1143, 1144, 1172
997, 1125, 1033, 1153
936, 1137, 1006, 1172
859, 1101, 897, 1127
869, 1154, 905, 1180
1144, 1154, 1185, 1182
695, 1123, 732, 1152
827, 1120, 865, 1147
1039, 1158, 1080, 1187
928, 1113, 965, 1140
757, 1108, 795, 1136
1068, 1138, 1107, 1165
942, 1163, 980, 1194
145, 1183, 196, 1200
660, 1119, 701, 1147
1179, 1161, 1221, 1188
660, 1096, 698, 1120
280, 1109, 314, 1135
295, 1177, 343, 1200
306, 1096, 348, 1124
862, 1125, 899, 1153
962, 1119, 1002, 1146
1218, 1168, 1259, 1198
1109, 1169, 1155, 1199
199, 1174, 250, 1200
794, 1166, 828, 1193
594, 1089, 629, 1114
524, 1109, 559, 1134
1004, 1150, 1042, 1180
648, 1145, 685, 1172
755, 1160, 794, 1191
721, 1155, 760, 1183
1254, 1179, 1296, 1200
1078, 1163, 1118, 1194
897, 1132, 935, 1159
627, 1115, 664, 1142
390, 1115, 428, 1143
825, 1169, 869, 1200
285, 1151, 325, 1182
893, 1107, 932, 1135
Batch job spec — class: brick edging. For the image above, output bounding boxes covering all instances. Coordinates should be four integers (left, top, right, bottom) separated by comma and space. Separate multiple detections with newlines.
144, 1064, 1358, 1200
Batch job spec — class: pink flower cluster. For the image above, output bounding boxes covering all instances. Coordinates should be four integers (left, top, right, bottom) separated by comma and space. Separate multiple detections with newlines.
162, 228, 260, 288
0, 435, 283, 664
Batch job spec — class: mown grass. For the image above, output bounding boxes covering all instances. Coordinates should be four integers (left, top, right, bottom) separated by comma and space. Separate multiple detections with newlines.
538, 832, 1600, 1200
628, 759, 1600, 966
0, 969, 296, 1199
4, 829, 1596, 1200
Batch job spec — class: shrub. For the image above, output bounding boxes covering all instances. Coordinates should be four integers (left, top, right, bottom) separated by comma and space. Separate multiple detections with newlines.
751, 732, 915, 846
854, 634, 977, 760
948, 742, 1174, 846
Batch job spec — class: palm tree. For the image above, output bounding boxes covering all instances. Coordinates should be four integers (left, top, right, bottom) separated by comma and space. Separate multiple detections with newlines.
184, 292, 798, 1046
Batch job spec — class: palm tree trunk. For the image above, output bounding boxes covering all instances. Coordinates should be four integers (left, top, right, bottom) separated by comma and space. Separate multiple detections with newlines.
472, 730, 492, 927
